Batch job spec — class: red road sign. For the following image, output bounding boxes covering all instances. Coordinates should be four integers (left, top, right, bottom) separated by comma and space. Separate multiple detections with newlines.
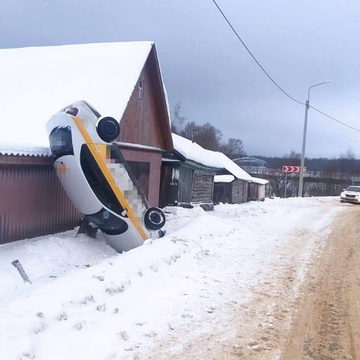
282, 165, 306, 173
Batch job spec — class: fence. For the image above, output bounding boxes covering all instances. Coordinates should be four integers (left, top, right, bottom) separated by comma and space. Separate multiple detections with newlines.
243, 166, 360, 197
0, 155, 80, 244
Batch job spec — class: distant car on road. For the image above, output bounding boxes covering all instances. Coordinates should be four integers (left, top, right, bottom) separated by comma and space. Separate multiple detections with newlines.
340, 186, 360, 204
46, 101, 166, 252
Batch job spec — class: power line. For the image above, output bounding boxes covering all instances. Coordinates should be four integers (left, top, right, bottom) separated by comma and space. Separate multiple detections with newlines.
310, 104, 360, 133
211, 0, 360, 134
210, 0, 304, 105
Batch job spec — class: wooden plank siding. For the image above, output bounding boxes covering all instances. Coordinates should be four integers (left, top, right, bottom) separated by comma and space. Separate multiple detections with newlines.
116, 46, 173, 207
118, 47, 172, 152
213, 179, 249, 204
231, 179, 248, 203
191, 173, 214, 204
249, 183, 266, 201
178, 166, 193, 204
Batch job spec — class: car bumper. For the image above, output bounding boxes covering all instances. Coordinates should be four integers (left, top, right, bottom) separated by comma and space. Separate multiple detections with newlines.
340, 197, 360, 203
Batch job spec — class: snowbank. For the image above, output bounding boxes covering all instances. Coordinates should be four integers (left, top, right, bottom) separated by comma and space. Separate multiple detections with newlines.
0, 197, 344, 359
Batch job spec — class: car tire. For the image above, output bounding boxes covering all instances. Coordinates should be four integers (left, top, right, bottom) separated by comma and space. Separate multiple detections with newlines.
144, 207, 166, 230
97, 117, 120, 142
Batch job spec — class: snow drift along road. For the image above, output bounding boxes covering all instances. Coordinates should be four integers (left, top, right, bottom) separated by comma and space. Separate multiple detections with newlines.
0, 197, 345, 359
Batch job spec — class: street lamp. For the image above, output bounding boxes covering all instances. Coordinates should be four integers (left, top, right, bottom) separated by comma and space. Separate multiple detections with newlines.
298, 80, 331, 197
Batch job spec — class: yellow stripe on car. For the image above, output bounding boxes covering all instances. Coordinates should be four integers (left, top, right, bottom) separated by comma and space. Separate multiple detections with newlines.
73, 116, 148, 241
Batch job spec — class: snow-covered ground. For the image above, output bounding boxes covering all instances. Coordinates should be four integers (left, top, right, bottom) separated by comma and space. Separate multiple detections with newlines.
0, 197, 344, 359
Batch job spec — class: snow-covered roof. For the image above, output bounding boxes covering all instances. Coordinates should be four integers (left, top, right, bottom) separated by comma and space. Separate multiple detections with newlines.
214, 175, 235, 183
251, 177, 269, 185
0, 145, 50, 157
172, 134, 253, 181
0, 41, 158, 152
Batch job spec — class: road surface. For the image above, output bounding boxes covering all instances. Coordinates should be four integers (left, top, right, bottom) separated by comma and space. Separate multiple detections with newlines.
146, 203, 360, 360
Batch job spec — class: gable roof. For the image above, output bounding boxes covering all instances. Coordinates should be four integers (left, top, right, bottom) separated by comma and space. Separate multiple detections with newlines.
172, 134, 253, 181
0, 41, 171, 151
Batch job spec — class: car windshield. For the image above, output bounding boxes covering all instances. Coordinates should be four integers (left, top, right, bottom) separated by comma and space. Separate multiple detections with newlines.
346, 186, 360, 192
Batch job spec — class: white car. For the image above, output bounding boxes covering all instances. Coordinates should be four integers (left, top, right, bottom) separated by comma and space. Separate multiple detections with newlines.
46, 101, 166, 252
340, 186, 360, 204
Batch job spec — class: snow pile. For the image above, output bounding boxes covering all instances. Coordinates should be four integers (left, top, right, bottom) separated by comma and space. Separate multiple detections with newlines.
251, 176, 269, 185
0, 42, 157, 149
0, 197, 344, 359
173, 133, 253, 181
214, 174, 235, 183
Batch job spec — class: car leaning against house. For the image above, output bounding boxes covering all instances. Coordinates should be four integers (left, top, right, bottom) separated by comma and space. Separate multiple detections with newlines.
340, 186, 360, 204
46, 100, 166, 253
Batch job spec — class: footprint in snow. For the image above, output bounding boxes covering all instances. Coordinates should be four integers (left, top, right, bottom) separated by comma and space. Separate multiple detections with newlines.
57, 312, 68, 321
80, 295, 95, 305
21, 352, 35, 359
93, 275, 105, 281
96, 303, 106, 312
118, 331, 129, 341
105, 285, 125, 295
33, 322, 46, 334
73, 321, 85, 331
144, 331, 157, 338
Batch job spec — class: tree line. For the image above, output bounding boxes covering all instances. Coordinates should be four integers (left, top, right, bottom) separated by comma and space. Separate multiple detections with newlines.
171, 103, 246, 159
256, 148, 360, 174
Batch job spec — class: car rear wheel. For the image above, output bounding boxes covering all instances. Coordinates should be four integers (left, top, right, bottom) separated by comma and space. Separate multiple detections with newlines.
97, 116, 120, 142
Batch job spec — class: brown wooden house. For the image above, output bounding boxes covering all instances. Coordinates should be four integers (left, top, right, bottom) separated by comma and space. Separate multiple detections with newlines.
0, 41, 173, 244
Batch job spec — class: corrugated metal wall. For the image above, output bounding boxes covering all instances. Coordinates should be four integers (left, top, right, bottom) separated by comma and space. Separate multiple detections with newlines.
0, 156, 80, 244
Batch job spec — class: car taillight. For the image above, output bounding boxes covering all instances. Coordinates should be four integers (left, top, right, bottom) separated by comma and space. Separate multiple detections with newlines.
65, 107, 79, 116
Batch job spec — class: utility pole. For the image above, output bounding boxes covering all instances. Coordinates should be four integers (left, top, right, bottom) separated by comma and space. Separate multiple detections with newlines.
298, 81, 330, 197
298, 100, 309, 197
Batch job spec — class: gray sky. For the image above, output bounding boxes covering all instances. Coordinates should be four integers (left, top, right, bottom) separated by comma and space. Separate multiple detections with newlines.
1, 0, 359, 158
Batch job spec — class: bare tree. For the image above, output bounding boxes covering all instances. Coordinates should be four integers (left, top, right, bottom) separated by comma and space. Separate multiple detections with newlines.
171, 102, 186, 135
221, 138, 245, 159
171, 103, 246, 155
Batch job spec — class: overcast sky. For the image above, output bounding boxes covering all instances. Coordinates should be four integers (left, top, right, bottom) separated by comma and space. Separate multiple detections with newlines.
1, 0, 359, 158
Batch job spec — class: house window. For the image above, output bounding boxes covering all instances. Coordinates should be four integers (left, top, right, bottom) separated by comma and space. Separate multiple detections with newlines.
138, 80, 144, 99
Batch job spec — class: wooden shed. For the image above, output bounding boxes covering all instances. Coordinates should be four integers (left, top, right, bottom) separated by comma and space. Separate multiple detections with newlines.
160, 149, 218, 210
248, 177, 269, 201
160, 134, 255, 210
160, 135, 220, 210
213, 175, 249, 204
0, 41, 173, 244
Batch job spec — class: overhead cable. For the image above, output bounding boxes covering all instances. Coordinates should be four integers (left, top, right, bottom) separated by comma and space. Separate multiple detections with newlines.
211, 0, 360, 133
310, 105, 360, 133
210, 0, 304, 105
